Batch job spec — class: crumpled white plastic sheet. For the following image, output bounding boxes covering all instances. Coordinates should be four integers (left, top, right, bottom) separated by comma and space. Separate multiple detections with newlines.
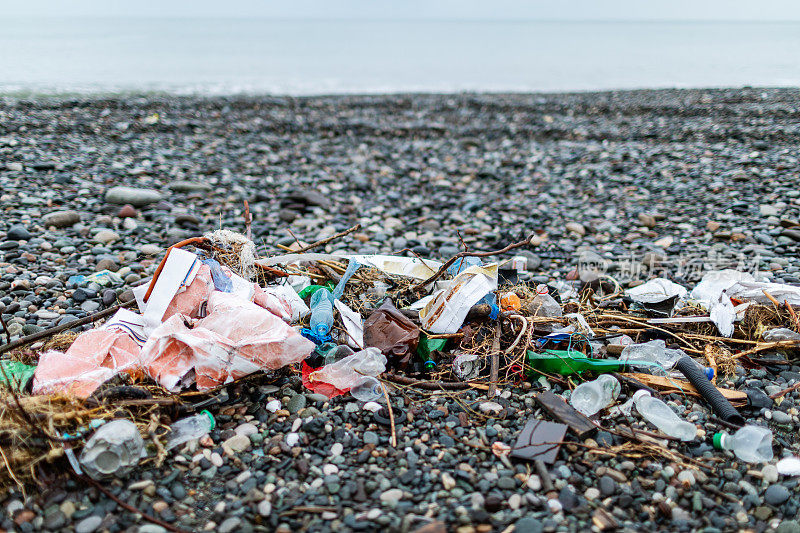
690, 270, 800, 337
627, 278, 688, 304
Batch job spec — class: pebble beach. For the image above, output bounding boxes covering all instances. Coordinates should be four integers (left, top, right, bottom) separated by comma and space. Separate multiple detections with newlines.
1, 88, 800, 532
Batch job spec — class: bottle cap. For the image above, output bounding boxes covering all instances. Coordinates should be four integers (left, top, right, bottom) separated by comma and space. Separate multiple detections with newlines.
704, 367, 715, 381
712, 432, 724, 450
201, 410, 216, 431
632, 389, 651, 402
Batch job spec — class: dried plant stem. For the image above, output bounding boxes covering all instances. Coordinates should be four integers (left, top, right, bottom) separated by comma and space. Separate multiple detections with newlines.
413, 234, 535, 290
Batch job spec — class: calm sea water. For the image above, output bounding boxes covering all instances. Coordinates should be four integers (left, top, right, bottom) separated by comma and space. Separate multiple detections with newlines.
2, 18, 800, 95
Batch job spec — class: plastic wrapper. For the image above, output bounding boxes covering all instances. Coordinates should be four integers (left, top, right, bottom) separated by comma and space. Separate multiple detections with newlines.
363, 298, 420, 369
619, 339, 684, 375
79, 420, 144, 480
140, 292, 315, 391
32, 328, 143, 398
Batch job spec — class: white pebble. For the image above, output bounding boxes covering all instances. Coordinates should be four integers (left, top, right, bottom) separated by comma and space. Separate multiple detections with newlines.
286, 432, 300, 447
291, 418, 302, 432
547, 499, 562, 513
330, 443, 344, 456
363, 401, 383, 412
322, 464, 339, 476
478, 401, 503, 415
258, 500, 272, 517
508, 493, 522, 510
265, 400, 281, 413
526, 475, 542, 491
776, 457, 800, 476
584, 487, 600, 501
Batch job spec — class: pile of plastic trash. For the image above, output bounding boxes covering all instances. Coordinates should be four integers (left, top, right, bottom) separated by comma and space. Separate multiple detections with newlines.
3, 229, 800, 486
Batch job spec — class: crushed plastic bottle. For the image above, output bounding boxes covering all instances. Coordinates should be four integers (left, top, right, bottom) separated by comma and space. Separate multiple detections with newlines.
528, 285, 562, 318
349, 376, 383, 401
165, 410, 215, 451
309, 288, 334, 337
570, 375, 621, 416
713, 425, 773, 463
763, 328, 800, 342
447, 256, 482, 276
632, 390, 697, 441
79, 419, 144, 479
309, 347, 387, 392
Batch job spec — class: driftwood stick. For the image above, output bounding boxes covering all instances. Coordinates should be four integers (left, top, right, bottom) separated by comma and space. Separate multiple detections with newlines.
489, 321, 501, 398
413, 234, 535, 290
243, 199, 252, 241
284, 224, 361, 254
0, 300, 137, 355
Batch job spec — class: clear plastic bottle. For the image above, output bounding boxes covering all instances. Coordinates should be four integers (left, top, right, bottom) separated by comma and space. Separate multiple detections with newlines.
350, 376, 383, 401
309, 347, 387, 391
309, 288, 334, 336
528, 285, 562, 318
79, 420, 144, 479
165, 410, 215, 451
632, 390, 697, 441
713, 425, 773, 463
570, 375, 621, 416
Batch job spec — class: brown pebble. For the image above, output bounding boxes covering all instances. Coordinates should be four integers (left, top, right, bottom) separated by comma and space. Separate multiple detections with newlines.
118, 204, 138, 218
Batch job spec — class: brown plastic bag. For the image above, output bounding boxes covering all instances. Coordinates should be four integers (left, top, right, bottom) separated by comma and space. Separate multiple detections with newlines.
363, 298, 419, 369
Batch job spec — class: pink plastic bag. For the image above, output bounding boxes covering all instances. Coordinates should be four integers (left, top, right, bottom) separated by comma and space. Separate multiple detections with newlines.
139, 314, 234, 391
32, 328, 142, 398
252, 283, 293, 321
140, 292, 314, 391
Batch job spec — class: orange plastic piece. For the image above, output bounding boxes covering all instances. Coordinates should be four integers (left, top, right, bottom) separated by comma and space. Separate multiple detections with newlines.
500, 292, 521, 312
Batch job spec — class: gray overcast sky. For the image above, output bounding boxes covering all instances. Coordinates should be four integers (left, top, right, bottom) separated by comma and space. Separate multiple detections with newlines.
4, 0, 800, 20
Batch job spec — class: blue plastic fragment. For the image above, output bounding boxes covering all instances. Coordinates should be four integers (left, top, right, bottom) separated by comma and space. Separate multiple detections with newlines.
202, 258, 233, 292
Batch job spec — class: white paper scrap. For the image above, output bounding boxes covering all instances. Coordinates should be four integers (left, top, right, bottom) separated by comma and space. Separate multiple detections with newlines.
419, 264, 498, 334
334, 299, 364, 349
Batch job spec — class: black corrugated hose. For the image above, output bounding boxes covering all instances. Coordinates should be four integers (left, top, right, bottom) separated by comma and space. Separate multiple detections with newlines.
675, 355, 745, 426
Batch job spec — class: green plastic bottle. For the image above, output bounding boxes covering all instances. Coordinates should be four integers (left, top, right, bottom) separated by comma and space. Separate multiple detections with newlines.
525, 349, 651, 376
417, 335, 447, 371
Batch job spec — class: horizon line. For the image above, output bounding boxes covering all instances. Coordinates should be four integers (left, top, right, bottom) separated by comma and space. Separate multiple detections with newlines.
6, 16, 800, 23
